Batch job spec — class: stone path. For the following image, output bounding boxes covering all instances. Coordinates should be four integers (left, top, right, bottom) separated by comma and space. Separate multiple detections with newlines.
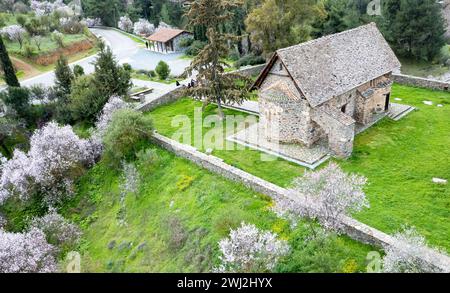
227, 123, 330, 169
387, 102, 416, 121
132, 79, 178, 103
221, 100, 260, 115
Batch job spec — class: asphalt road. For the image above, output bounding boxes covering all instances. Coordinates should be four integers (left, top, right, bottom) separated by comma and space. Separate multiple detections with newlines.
4, 28, 191, 89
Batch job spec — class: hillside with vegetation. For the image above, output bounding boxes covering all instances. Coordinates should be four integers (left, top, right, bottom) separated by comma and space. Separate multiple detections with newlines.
0, 1, 98, 82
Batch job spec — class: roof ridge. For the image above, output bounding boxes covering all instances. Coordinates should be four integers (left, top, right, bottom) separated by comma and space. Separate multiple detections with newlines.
276, 22, 377, 54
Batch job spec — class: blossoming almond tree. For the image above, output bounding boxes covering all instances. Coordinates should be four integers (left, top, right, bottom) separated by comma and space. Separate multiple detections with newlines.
382, 227, 449, 273
0, 122, 94, 205
215, 222, 290, 273
1, 25, 26, 49
90, 95, 130, 158
0, 228, 57, 273
118, 16, 133, 33
274, 162, 369, 233
133, 19, 155, 36
30, 208, 82, 248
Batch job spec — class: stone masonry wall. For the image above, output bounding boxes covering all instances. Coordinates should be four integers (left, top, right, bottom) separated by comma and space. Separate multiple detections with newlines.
259, 98, 320, 146
233, 64, 266, 77
136, 87, 185, 112
311, 106, 355, 158
392, 73, 450, 91
151, 132, 450, 272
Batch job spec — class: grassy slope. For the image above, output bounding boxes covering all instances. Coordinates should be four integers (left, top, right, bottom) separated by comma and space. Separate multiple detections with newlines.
64, 148, 373, 272
399, 56, 449, 78
147, 84, 450, 251
0, 12, 98, 81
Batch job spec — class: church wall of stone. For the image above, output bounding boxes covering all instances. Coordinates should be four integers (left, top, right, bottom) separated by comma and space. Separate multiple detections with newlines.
311, 107, 355, 158
259, 98, 321, 146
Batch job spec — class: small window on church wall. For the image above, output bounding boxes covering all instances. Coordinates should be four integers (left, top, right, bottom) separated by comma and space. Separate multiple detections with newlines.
341, 104, 347, 113
279, 63, 283, 71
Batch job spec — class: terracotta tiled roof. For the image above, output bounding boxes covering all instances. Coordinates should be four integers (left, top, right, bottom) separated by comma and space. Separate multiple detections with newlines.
147, 28, 189, 43
254, 23, 401, 108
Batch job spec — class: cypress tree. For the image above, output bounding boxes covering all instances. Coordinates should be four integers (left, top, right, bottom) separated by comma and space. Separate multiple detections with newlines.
184, 0, 251, 119
0, 35, 20, 87
54, 55, 74, 96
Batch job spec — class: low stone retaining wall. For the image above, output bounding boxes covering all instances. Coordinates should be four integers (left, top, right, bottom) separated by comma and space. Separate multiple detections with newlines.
152, 132, 450, 272
392, 73, 450, 91
136, 87, 185, 112
232, 64, 266, 77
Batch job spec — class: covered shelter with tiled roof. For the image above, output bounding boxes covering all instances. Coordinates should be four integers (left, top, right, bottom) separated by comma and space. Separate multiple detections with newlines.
147, 28, 192, 53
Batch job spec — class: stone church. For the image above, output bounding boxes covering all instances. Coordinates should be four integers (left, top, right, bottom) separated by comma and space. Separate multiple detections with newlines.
252, 23, 401, 158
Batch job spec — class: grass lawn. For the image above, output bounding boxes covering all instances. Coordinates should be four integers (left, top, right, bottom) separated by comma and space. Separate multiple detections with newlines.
61, 147, 374, 272
132, 71, 181, 84
400, 57, 449, 78
4, 34, 89, 56
146, 84, 450, 252
112, 28, 146, 45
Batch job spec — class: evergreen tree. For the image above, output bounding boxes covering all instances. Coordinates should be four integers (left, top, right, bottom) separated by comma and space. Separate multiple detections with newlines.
0, 34, 20, 87
93, 41, 132, 98
312, 0, 372, 38
185, 0, 252, 119
381, 0, 446, 61
81, 0, 126, 27
54, 56, 74, 97
0, 87, 31, 123
245, 0, 323, 56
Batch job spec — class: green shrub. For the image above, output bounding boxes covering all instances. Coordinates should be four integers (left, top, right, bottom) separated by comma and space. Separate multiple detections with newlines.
51, 31, 64, 48
155, 61, 170, 80
164, 216, 188, 250
67, 75, 105, 123
0, 86, 31, 122
439, 45, 450, 66
136, 148, 160, 166
103, 109, 154, 164
22, 43, 36, 58
148, 70, 156, 77
178, 37, 194, 48
73, 64, 85, 77
176, 175, 195, 191
185, 40, 207, 56
122, 63, 132, 72
213, 209, 247, 237
235, 54, 266, 68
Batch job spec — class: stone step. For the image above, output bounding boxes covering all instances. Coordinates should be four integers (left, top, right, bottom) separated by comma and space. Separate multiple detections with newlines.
388, 106, 415, 121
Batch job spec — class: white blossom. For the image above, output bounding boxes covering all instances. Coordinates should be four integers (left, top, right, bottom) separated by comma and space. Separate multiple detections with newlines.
214, 222, 290, 273
156, 21, 172, 31
0, 150, 33, 204
133, 19, 155, 36
89, 96, 130, 158
0, 227, 57, 273
273, 162, 369, 232
383, 227, 448, 273
120, 162, 140, 196
30, 208, 81, 248
118, 16, 133, 33
0, 122, 94, 205
84, 17, 102, 28
30, 0, 71, 16
1, 25, 26, 43
59, 17, 82, 33
95, 95, 130, 137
